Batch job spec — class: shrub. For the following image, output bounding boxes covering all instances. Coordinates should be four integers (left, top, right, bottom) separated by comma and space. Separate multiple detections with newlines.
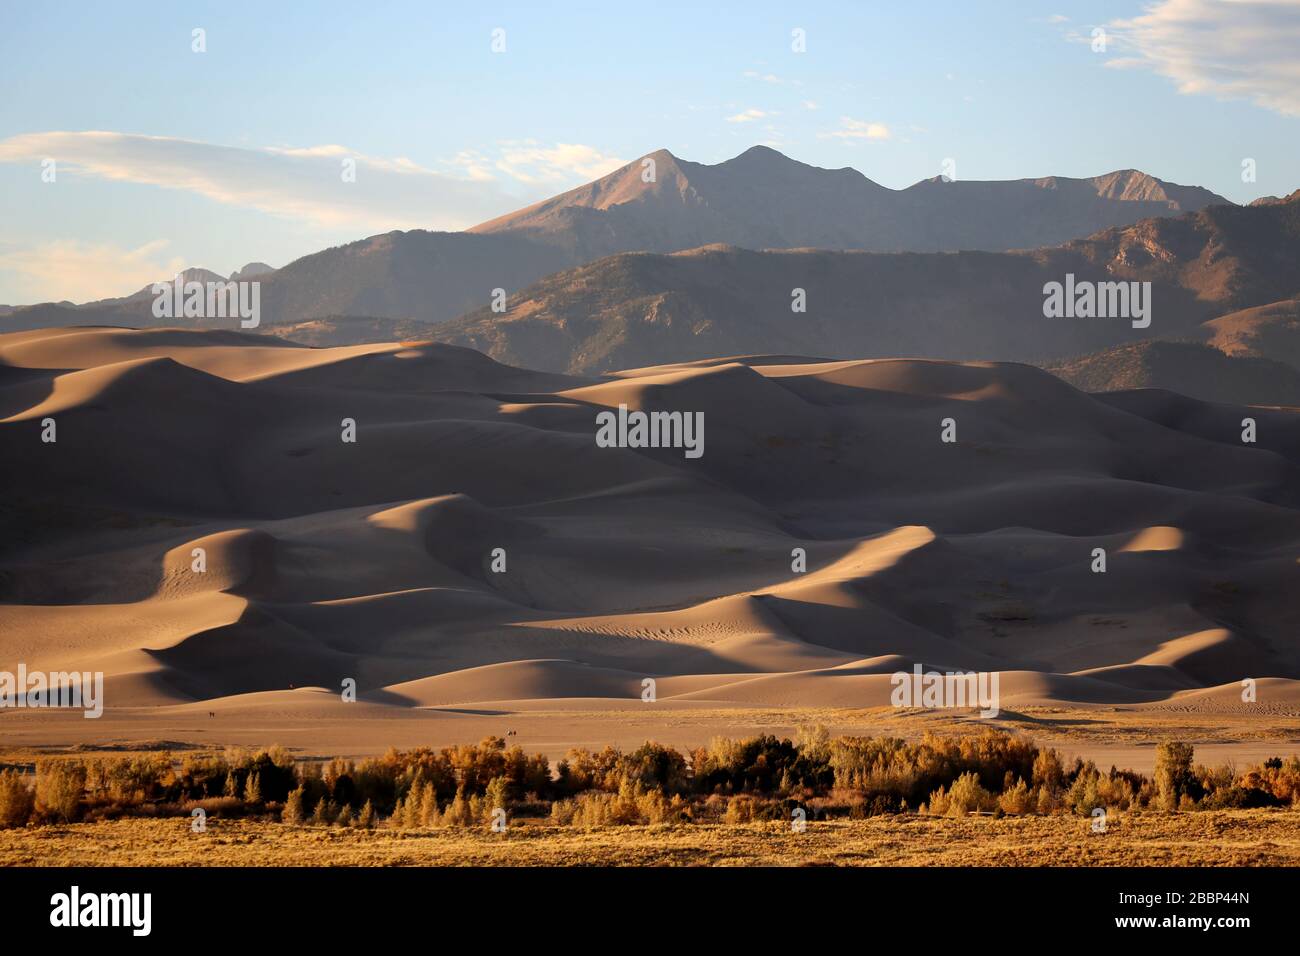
35, 760, 86, 822
945, 772, 993, 816
724, 795, 755, 824
549, 798, 577, 825
997, 778, 1033, 815
0, 770, 35, 828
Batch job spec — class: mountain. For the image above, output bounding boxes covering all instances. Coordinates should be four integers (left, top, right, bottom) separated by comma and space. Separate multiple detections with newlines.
253, 231, 572, 327
262, 314, 442, 347
0, 147, 1232, 334
431, 192, 1300, 377
1047, 340, 1300, 406
124, 267, 227, 301
473, 146, 1227, 256
0, 265, 278, 333
229, 261, 276, 282
1205, 298, 1300, 369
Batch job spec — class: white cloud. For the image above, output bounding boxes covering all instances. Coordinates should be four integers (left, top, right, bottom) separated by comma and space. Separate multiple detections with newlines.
488, 141, 627, 186
743, 71, 784, 84
820, 117, 893, 141
0, 238, 185, 304
802, 100, 820, 110
0, 131, 627, 234
726, 108, 769, 123
1106, 0, 1300, 117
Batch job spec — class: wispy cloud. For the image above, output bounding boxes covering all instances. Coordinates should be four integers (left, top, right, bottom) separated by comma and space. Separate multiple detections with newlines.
742, 70, 785, 84
1105, 0, 1300, 117
461, 141, 627, 186
0, 238, 185, 304
725, 108, 770, 124
0, 131, 625, 233
819, 117, 893, 141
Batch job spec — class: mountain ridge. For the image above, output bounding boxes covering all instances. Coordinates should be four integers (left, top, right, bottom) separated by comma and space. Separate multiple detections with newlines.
0, 146, 1239, 333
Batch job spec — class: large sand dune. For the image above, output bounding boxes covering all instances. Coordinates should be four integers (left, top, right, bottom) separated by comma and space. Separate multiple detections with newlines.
2, 327, 1298, 734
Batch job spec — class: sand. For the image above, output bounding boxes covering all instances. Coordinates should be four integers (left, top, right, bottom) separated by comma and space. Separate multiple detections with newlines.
1, 327, 1298, 757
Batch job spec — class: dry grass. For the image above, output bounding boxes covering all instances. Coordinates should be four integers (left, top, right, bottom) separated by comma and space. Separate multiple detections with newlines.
2, 810, 1297, 866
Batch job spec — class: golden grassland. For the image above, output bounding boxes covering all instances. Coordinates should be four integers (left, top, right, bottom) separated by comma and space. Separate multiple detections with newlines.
4, 703, 1299, 770
2, 810, 1298, 867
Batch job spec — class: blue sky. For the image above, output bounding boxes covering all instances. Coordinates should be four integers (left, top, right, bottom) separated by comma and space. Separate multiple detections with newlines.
1, 0, 1297, 303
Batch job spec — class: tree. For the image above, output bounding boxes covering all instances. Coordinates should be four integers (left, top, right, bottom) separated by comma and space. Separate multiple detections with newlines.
282, 786, 306, 825
312, 797, 332, 826
484, 776, 511, 816
418, 785, 440, 827
358, 800, 375, 829
1155, 741, 1194, 811
244, 772, 261, 805
1032, 748, 1063, 792
404, 783, 424, 828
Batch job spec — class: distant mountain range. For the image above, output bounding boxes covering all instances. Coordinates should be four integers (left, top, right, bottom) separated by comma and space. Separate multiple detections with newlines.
432, 192, 1300, 377
5, 147, 1298, 406
0, 146, 1230, 331
472, 146, 1228, 257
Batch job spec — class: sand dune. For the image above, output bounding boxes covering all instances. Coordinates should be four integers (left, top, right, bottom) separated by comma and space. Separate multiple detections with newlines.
2, 327, 1298, 728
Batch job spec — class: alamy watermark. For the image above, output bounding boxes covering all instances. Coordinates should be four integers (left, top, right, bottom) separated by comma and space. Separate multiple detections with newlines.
1042, 274, 1151, 329
595, 404, 704, 459
152, 275, 261, 328
50, 886, 150, 936
0, 664, 104, 718
890, 664, 1000, 718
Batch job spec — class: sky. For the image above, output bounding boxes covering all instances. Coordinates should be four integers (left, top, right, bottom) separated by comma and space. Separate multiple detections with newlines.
0, 0, 1297, 304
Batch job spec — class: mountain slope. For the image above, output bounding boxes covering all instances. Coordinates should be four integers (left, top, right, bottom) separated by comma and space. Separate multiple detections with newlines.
1205, 298, 1300, 368
432, 193, 1300, 376
1047, 340, 1300, 406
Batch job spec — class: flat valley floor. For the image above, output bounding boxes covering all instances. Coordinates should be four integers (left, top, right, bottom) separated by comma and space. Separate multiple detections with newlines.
2, 811, 1297, 867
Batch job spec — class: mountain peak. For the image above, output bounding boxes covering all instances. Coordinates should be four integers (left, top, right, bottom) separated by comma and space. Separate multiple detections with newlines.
230, 262, 276, 281
731, 144, 785, 161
